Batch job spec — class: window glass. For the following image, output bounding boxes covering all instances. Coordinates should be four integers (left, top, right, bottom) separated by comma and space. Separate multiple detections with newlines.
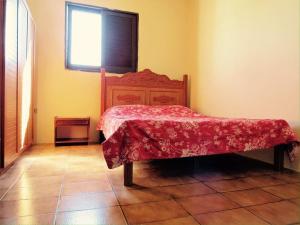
70, 9, 102, 67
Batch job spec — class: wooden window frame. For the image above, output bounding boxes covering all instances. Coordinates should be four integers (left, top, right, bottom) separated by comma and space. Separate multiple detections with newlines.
65, 2, 138, 73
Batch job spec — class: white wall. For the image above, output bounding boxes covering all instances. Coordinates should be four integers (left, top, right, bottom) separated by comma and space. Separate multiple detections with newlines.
189, 0, 300, 171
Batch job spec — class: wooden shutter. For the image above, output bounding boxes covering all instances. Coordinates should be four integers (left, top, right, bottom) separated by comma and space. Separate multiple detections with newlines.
17, 0, 28, 151
101, 10, 138, 73
18, 0, 34, 150
1, 0, 34, 167
4, 0, 18, 166
26, 16, 35, 147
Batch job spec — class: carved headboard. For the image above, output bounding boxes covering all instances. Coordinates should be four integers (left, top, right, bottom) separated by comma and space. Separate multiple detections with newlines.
101, 69, 188, 115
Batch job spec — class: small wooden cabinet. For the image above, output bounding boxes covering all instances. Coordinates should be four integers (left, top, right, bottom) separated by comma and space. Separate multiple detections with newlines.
54, 117, 90, 146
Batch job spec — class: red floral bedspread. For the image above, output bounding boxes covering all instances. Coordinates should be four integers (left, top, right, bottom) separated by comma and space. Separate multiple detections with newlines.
98, 105, 299, 169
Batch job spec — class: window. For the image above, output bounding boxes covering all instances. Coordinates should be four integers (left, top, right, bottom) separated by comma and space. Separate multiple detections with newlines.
66, 2, 138, 73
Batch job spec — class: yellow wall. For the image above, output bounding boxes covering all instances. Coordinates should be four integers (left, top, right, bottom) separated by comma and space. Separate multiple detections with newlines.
189, 0, 300, 171
27, 0, 190, 143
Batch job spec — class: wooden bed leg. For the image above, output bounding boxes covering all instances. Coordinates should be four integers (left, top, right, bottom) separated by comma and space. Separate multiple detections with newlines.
274, 144, 285, 171
98, 131, 106, 144
193, 157, 200, 171
124, 162, 133, 186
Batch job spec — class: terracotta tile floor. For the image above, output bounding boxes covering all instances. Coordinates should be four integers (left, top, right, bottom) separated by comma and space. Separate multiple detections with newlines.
0, 144, 299, 225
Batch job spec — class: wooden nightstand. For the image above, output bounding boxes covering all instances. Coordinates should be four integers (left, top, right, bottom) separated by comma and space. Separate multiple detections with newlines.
54, 117, 90, 146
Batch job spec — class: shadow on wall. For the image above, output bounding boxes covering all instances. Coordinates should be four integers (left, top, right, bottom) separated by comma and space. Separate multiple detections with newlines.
189, 0, 217, 113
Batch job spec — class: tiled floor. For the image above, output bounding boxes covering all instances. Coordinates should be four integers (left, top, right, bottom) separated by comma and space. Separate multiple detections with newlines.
0, 145, 299, 225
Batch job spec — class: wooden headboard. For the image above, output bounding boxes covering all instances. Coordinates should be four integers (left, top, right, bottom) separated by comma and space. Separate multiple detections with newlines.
101, 69, 188, 115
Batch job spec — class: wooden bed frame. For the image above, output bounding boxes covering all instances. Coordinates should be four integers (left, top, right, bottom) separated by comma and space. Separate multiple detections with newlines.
100, 69, 288, 186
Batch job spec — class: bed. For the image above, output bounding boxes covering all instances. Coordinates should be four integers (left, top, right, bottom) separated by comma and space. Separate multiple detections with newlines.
98, 69, 299, 186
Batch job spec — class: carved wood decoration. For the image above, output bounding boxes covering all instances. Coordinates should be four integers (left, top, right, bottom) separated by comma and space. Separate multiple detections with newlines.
101, 69, 188, 115
153, 96, 175, 104
117, 95, 141, 102
110, 88, 146, 106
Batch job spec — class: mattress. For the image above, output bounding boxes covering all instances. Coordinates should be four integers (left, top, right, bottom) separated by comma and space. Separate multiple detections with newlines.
98, 105, 299, 169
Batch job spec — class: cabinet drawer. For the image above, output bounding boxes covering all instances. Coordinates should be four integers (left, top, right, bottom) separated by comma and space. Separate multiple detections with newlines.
55, 119, 89, 126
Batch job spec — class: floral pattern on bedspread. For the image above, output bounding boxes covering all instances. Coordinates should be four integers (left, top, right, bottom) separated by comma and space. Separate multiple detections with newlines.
98, 105, 299, 169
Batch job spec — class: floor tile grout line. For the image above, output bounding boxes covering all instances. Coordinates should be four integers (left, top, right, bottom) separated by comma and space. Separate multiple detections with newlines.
197, 176, 289, 224
226, 194, 282, 208
218, 178, 296, 224
3, 200, 287, 224
107, 172, 130, 225
134, 215, 200, 225
0, 178, 20, 201
192, 171, 278, 183
108, 167, 298, 190
201, 177, 288, 209
190, 196, 296, 225
108, 179, 200, 191
113, 184, 219, 206
289, 197, 300, 201
140, 215, 202, 225
126, 198, 198, 225
133, 173, 244, 224
203, 180, 292, 193
288, 199, 300, 207
203, 176, 288, 185
187, 204, 241, 216
191, 205, 273, 225
221, 186, 279, 194
52, 163, 68, 225
50, 204, 127, 215
0, 212, 56, 222
114, 168, 202, 225
61, 188, 114, 196
0, 156, 37, 201
243, 206, 272, 225
190, 203, 263, 216
198, 171, 298, 183
111, 184, 217, 201
258, 185, 293, 200
212, 186, 245, 209
169, 192, 202, 225
106, 170, 297, 206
